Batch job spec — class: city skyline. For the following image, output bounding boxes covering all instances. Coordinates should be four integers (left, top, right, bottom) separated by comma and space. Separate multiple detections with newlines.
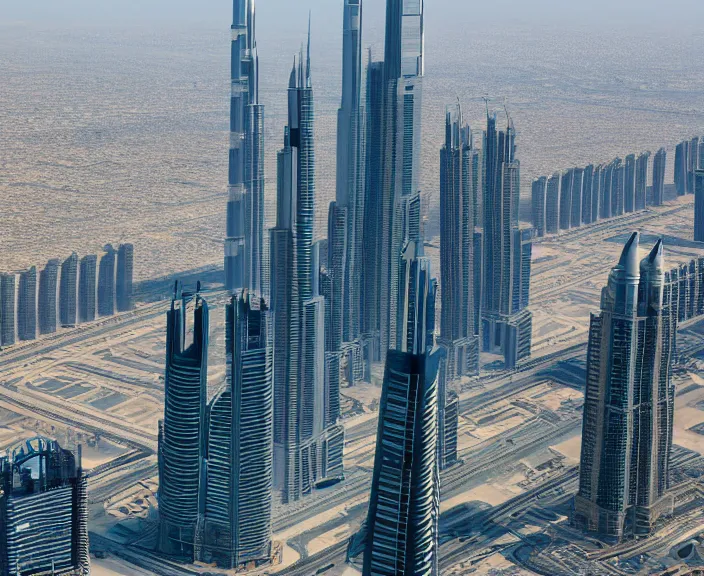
3, 0, 704, 575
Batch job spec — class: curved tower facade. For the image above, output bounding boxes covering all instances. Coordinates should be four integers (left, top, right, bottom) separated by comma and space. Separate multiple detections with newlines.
200, 293, 273, 568
158, 288, 209, 559
575, 233, 676, 541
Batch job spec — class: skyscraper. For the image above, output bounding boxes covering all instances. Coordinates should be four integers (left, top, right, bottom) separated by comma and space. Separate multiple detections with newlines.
97, 245, 116, 317
571, 167, 584, 227
199, 292, 273, 568
78, 255, 97, 323
635, 151, 650, 211
481, 112, 533, 369
377, 0, 425, 356
559, 169, 572, 230
591, 164, 603, 223
225, 0, 264, 295
17, 266, 37, 342
675, 140, 690, 196
440, 104, 480, 378
545, 172, 560, 234
0, 273, 17, 347
624, 153, 636, 213
116, 243, 134, 312
271, 37, 344, 504
158, 287, 209, 559
332, 0, 364, 345
363, 239, 442, 576
361, 57, 385, 358
60, 253, 78, 327
38, 259, 60, 335
437, 358, 459, 471
652, 148, 667, 207
695, 170, 704, 242
531, 176, 547, 237
581, 165, 594, 225
575, 233, 675, 541
0, 438, 89, 576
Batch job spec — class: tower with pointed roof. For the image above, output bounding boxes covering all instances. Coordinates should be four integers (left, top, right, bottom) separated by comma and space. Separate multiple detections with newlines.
575, 232, 676, 541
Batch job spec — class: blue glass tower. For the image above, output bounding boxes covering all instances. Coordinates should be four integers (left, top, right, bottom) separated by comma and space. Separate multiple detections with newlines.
225, 0, 264, 295
158, 287, 209, 560
199, 292, 273, 568
271, 33, 343, 504
363, 239, 442, 576
575, 233, 675, 541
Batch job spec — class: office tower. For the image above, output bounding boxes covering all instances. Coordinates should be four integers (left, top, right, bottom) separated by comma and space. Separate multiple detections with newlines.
78, 255, 97, 323
545, 172, 560, 234
38, 259, 60, 335
199, 293, 273, 568
581, 164, 594, 225
225, 0, 264, 294
570, 167, 584, 227
482, 113, 533, 369
690, 137, 700, 192
375, 0, 425, 357
271, 39, 344, 504
158, 287, 209, 559
332, 0, 363, 345
363, 239, 442, 576
624, 153, 636, 213
635, 151, 650, 211
531, 176, 547, 237
116, 243, 134, 312
361, 57, 385, 355
440, 105, 480, 378
559, 169, 572, 230
575, 233, 675, 541
614, 159, 625, 216
696, 170, 704, 242
437, 359, 459, 470
675, 140, 690, 196
17, 267, 37, 342
327, 203, 346, 353
0, 438, 89, 576
591, 164, 603, 223
60, 253, 78, 327
97, 245, 116, 317
601, 161, 614, 220
0, 274, 17, 347
652, 148, 667, 206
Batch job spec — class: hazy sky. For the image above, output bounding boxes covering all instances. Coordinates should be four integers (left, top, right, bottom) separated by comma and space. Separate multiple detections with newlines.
5, 0, 704, 29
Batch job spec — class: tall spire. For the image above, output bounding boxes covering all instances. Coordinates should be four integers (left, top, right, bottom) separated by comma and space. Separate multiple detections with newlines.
306, 12, 312, 88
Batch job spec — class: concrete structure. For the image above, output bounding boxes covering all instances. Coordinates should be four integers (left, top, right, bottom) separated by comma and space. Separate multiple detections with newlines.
575, 233, 675, 541
199, 293, 273, 568
481, 113, 532, 369
38, 259, 60, 335
225, 0, 264, 295
440, 104, 480, 378
60, 253, 78, 327
0, 438, 89, 576
158, 287, 209, 560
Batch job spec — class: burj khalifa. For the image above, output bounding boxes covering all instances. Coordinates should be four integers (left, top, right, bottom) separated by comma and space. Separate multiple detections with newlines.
225, 0, 264, 295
